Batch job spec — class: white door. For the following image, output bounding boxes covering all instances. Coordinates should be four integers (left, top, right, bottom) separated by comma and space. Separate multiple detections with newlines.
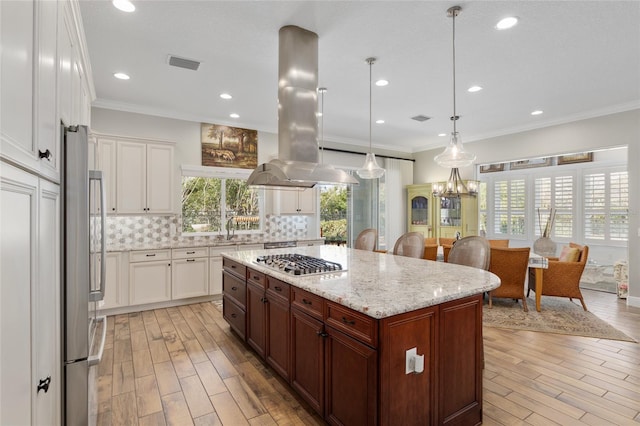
129, 260, 171, 305
1, 163, 37, 425
146, 143, 174, 213
34, 179, 61, 424
172, 258, 209, 299
116, 141, 146, 214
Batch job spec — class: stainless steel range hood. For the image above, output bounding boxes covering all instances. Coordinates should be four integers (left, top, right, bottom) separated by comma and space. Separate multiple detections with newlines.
247, 25, 358, 188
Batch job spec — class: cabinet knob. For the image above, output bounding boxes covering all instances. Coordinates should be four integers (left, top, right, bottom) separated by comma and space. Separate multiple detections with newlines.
231, 286, 238, 291
37, 376, 51, 393
112, 207, 116, 211
274, 286, 282, 292
317, 331, 328, 338
38, 149, 52, 161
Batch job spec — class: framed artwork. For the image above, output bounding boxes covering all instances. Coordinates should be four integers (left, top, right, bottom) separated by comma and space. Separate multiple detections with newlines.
509, 157, 552, 170
201, 123, 258, 169
558, 152, 593, 165
479, 163, 505, 173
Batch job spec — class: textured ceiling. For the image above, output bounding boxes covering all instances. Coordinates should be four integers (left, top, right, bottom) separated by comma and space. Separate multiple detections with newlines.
79, 1, 640, 153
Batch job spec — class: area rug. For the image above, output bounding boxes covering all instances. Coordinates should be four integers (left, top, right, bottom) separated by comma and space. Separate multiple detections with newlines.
483, 297, 636, 342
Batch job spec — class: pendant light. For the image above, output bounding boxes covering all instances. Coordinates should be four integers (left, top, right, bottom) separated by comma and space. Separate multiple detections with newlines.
357, 57, 385, 179
433, 6, 476, 168
432, 167, 478, 198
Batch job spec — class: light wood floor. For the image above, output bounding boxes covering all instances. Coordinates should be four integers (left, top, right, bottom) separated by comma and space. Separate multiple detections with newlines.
96, 289, 640, 425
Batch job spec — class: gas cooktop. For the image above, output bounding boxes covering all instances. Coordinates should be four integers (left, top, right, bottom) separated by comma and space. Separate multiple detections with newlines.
255, 253, 345, 276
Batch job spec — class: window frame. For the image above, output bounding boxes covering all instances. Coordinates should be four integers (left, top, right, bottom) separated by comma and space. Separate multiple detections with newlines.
180, 165, 264, 235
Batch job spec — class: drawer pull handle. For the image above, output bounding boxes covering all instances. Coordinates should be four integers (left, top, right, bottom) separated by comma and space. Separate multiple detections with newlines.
317, 331, 328, 338
342, 317, 356, 325
231, 313, 237, 318
186, 259, 195, 262
37, 376, 51, 393
253, 276, 260, 280
231, 265, 236, 269
274, 286, 282, 292
231, 286, 238, 291
261, 297, 268, 303
302, 298, 312, 305
146, 254, 156, 257
187, 251, 195, 254
38, 149, 52, 160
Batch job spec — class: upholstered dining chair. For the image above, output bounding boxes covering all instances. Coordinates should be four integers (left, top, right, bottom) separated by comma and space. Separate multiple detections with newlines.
447, 236, 491, 270
393, 232, 425, 259
354, 228, 377, 251
438, 237, 456, 246
488, 247, 531, 311
527, 242, 590, 310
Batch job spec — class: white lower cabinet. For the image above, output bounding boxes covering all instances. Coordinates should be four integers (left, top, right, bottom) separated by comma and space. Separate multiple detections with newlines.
129, 250, 171, 305
209, 246, 233, 296
172, 247, 209, 299
101, 252, 129, 310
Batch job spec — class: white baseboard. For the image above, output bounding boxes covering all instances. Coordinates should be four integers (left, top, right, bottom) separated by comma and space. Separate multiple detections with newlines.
626, 295, 640, 308
99, 294, 222, 316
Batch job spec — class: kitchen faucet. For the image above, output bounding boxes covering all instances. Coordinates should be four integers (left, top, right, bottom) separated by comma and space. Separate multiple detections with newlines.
226, 215, 236, 240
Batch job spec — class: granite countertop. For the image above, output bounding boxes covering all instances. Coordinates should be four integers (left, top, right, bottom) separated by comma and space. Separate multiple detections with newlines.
222, 245, 500, 319
107, 238, 324, 252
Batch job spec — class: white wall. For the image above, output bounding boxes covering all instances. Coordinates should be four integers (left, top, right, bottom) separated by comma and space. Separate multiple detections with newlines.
413, 109, 640, 305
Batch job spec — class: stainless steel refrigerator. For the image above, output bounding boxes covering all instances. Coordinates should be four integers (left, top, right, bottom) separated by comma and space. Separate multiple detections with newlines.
61, 124, 107, 426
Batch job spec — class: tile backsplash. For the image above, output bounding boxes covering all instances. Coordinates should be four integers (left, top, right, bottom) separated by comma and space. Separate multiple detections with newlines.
105, 214, 312, 248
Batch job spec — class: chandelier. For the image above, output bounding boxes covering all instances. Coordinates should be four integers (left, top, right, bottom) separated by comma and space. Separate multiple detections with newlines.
432, 168, 478, 198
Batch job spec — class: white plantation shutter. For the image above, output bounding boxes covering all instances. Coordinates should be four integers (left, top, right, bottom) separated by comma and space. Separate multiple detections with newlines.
534, 177, 551, 236
493, 178, 525, 236
478, 181, 487, 235
554, 176, 573, 238
584, 173, 605, 239
584, 170, 628, 242
610, 171, 628, 240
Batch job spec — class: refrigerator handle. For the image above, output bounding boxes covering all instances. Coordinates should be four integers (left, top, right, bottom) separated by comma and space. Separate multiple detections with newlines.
89, 170, 106, 302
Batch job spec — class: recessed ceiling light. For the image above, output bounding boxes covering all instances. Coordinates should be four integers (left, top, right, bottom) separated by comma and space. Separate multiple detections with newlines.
376, 119, 385, 124
531, 110, 543, 116
438, 133, 447, 137
468, 85, 483, 93
112, 0, 135, 13
113, 72, 130, 80
496, 16, 518, 30
229, 113, 240, 118
220, 93, 232, 100
375, 79, 389, 87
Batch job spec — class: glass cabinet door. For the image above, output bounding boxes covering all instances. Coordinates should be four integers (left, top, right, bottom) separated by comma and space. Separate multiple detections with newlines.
410, 196, 429, 225
440, 197, 461, 226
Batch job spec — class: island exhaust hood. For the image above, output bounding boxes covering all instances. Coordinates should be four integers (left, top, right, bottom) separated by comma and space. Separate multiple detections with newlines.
247, 25, 359, 188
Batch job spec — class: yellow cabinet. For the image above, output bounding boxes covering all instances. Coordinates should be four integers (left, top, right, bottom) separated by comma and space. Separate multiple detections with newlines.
406, 184, 433, 238
434, 192, 478, 239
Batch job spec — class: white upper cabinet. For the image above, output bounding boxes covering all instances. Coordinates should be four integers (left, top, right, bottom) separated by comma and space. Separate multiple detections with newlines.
1, 0, 92, 182
97, 138, 117, 214
276, 188, 317, 215
116, 140, 174, 214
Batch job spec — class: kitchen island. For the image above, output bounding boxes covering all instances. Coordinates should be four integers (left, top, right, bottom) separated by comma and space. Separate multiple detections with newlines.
222, 245, 500, 426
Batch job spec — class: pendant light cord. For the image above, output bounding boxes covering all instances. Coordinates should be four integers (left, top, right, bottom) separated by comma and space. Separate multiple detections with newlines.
369, 58, 373, 152
452, 7, 457, 134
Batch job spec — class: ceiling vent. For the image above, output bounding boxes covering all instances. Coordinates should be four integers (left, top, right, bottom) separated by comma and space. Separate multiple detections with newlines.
411, 115, 431, 122
167, 55, 200, 71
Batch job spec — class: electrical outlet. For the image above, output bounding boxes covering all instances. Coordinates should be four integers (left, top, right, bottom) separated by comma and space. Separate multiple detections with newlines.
406, 347, 417, 374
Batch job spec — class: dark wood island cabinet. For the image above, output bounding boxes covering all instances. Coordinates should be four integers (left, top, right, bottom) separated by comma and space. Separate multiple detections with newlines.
222, 246, 499, 426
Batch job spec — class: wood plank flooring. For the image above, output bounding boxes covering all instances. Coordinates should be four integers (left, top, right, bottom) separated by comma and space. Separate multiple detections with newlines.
96, 289, 640, 425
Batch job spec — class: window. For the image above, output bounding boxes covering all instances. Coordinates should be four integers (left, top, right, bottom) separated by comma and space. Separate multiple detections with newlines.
584, 169, 628, 242
181, 166, 262, 234
533, 175, 574, 239
493, 178, 525, 236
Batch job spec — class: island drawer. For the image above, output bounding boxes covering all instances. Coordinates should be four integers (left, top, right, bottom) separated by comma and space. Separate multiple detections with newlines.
223, 258, 246, 278
247, 268, 266, 288
223, 271, 246, 307
266, 277, 290, 302
291, 288, 323, 320
223, 296, 245, 340
172, 247, 208, 259
325, 302, 378, 348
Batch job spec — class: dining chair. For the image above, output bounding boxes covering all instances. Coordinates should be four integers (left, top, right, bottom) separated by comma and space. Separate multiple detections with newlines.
527, 242, 590, 310
488, 247, 531, 311
393, 232, 425, 258
488, 239, 510, 248
354, 228, 377, 251
447, 236, 491, 270
423, 244, 438, 261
